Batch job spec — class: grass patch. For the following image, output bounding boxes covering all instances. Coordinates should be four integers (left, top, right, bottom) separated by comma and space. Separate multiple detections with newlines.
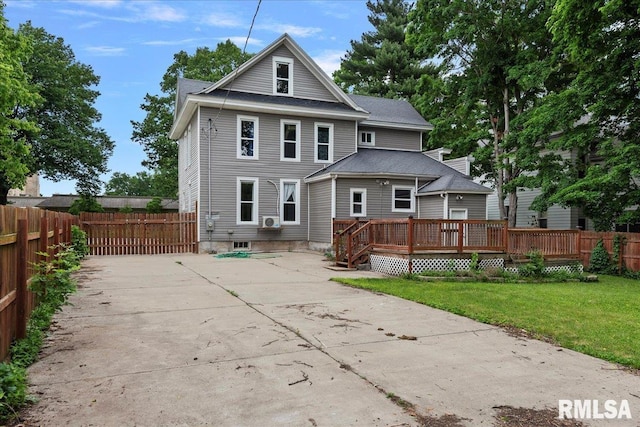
333, 275, 640, 369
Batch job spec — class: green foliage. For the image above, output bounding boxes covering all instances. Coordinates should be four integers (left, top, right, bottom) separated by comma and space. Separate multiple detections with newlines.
469, 252, 480, 273
0, 6, 42, 204
0, 363, 27, 420
68, 195, 104, 215
518, 250, 546, 278
333, 0, 436, 101
406, 0, 564, 226
70, 225, 89, 259
588, 239, 611, 274
119, 205, 133, 213
105, 170, 176, 198
1, 244, 79, 422
15, 23, 114, 196
131, 40, 252, 197
146, 196, 163, 213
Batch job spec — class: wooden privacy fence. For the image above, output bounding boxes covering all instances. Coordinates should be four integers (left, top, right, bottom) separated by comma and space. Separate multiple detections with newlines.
580, 231, 640, 272
0, 206, 77, 361
80, 212, 197, 255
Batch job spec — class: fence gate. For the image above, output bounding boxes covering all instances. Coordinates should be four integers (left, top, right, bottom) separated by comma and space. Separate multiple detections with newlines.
80, 212, 197, 255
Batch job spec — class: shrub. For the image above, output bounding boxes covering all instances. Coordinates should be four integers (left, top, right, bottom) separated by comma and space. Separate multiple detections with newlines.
146, 196, 163, 213
71, 225, 89, 259
68, 195, 104, 215
589, 239, 611, 274
0, 363, 27, 420
519, 250, 545, 278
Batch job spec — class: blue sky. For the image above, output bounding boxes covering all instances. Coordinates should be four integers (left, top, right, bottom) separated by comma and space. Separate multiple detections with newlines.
4, 0, 371, 196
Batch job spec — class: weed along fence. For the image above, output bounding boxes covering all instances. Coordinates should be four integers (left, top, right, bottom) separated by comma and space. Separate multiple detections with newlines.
0, 206, 77, 361
333, 218, 583, 274
580, 231, 640, 272
80, 212, 197, 255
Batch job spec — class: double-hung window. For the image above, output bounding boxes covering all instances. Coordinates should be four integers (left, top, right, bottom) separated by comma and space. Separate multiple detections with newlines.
237, 116, 258, 159
392, 185, 414, 213
273, 57, 293, 96
280, 179, 300, 224
315, 123, 333, 163
281, 119, 300, 161
237, 177, 258, 224
350, 188, 367, 217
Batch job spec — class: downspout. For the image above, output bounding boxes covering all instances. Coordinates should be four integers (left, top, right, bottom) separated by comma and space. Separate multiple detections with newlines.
208, 118, 212, 244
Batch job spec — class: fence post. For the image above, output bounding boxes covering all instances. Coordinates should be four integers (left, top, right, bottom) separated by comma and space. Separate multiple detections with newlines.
53, 216, 60, 254
39, 216, 49, 261
503, 220, 509, 253
15, 219, 28, 339
457, 221, 464, 253
347, 231, 353, 269
407, 216, 414, 255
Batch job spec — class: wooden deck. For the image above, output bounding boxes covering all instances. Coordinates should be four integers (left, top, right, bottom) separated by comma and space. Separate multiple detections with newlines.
333, 218, 580, 269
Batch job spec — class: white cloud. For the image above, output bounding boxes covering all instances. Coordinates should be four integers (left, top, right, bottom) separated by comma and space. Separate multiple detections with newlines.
142, 3, 186, 23
142, 38, 199, 46
201, 12, 244, 28
312, 50, 345, 77
68, 0, 122, 8
77, 21, 100, 30
59, 1, 186, 23
85, 46, 126, 56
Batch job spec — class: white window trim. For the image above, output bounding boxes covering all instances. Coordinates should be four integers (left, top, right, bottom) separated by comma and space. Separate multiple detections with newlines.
350, 188, 367, 217
392, 185, 415, 213
236, 177, 259, 225
448, 208, 468, 220
314, 122, 334, 163
236, 115, 259, 160
280, 179, 300, 225
359, 131, 375, 147
280, 119, 301, 162
273, 56, 294, 96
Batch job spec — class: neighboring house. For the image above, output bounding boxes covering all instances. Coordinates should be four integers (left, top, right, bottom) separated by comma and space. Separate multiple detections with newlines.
33, 194, 178, 213
170, 34, 491, 253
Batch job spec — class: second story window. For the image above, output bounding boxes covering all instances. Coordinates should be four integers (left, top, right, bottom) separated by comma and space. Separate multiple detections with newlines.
315, 123, 333, 163
281, 119, 300, 161
237, 116, 258, 159
273, 57, 293, 96
359, 131, 375, 146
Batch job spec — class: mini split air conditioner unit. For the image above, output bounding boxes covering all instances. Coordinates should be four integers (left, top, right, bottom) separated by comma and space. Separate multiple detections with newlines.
262, 216, 281, 228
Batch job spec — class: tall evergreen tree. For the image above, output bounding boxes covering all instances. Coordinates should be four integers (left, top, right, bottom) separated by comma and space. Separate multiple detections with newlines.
131, 40, 252, 197
333, 0, 433, 100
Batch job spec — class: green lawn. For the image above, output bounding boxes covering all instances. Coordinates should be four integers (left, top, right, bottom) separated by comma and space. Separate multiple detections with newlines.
333, 275, 640, 369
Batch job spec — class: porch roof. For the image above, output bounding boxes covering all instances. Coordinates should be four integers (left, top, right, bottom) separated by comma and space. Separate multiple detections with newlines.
417, 174, 492, 195
305, 148, 485, 185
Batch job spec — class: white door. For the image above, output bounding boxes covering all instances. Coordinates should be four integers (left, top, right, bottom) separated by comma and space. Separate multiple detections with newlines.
448, 209, 468, 246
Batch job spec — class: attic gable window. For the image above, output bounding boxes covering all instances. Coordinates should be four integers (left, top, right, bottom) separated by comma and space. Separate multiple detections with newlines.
273, 56, 293, 96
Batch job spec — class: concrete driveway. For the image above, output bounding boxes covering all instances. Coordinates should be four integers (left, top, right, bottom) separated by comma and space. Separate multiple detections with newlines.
23, 252, 639, 426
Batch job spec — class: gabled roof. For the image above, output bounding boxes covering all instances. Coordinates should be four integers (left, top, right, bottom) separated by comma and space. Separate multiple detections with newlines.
305, 147, 479, 182
348, 94, 432, 131
175, 78, 212, 121
417, 174, 492, 195
170, 34, 370, 139
199, 34, 365, 113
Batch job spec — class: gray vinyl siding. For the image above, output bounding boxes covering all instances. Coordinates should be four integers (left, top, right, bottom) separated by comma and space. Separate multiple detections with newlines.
418, 196, 444, 219
488, 187, 579, 228
223, 46, 338, 102
197, 107, 356, 241
178, 114, 200, 214
443, 157, 470, 175
335, 178, 417, 220
448, 194, 487, 219
358, 126, 421, 151
308, 180, 332, 243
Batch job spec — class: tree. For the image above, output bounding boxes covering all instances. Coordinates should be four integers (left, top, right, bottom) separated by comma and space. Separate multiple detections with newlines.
407, 0, 563, 226
12, 22, 114, 200
334, 0, 435, 100
131, 40, 253, 197
68, 195, 104, 215
533, 0, 640, 230
145, 196, 163, 213
0, 7, 40, 204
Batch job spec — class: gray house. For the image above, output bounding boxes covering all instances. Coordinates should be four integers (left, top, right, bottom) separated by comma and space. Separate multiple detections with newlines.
170, 34, 491, 253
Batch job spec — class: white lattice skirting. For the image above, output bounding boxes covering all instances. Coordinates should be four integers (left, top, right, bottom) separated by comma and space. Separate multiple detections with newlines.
369, 254, 582, 276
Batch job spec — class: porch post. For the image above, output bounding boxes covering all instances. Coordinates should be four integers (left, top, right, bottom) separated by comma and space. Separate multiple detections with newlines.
347, 230, 353, 269
457, 221, 464, 253
407, 216, 414, 274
